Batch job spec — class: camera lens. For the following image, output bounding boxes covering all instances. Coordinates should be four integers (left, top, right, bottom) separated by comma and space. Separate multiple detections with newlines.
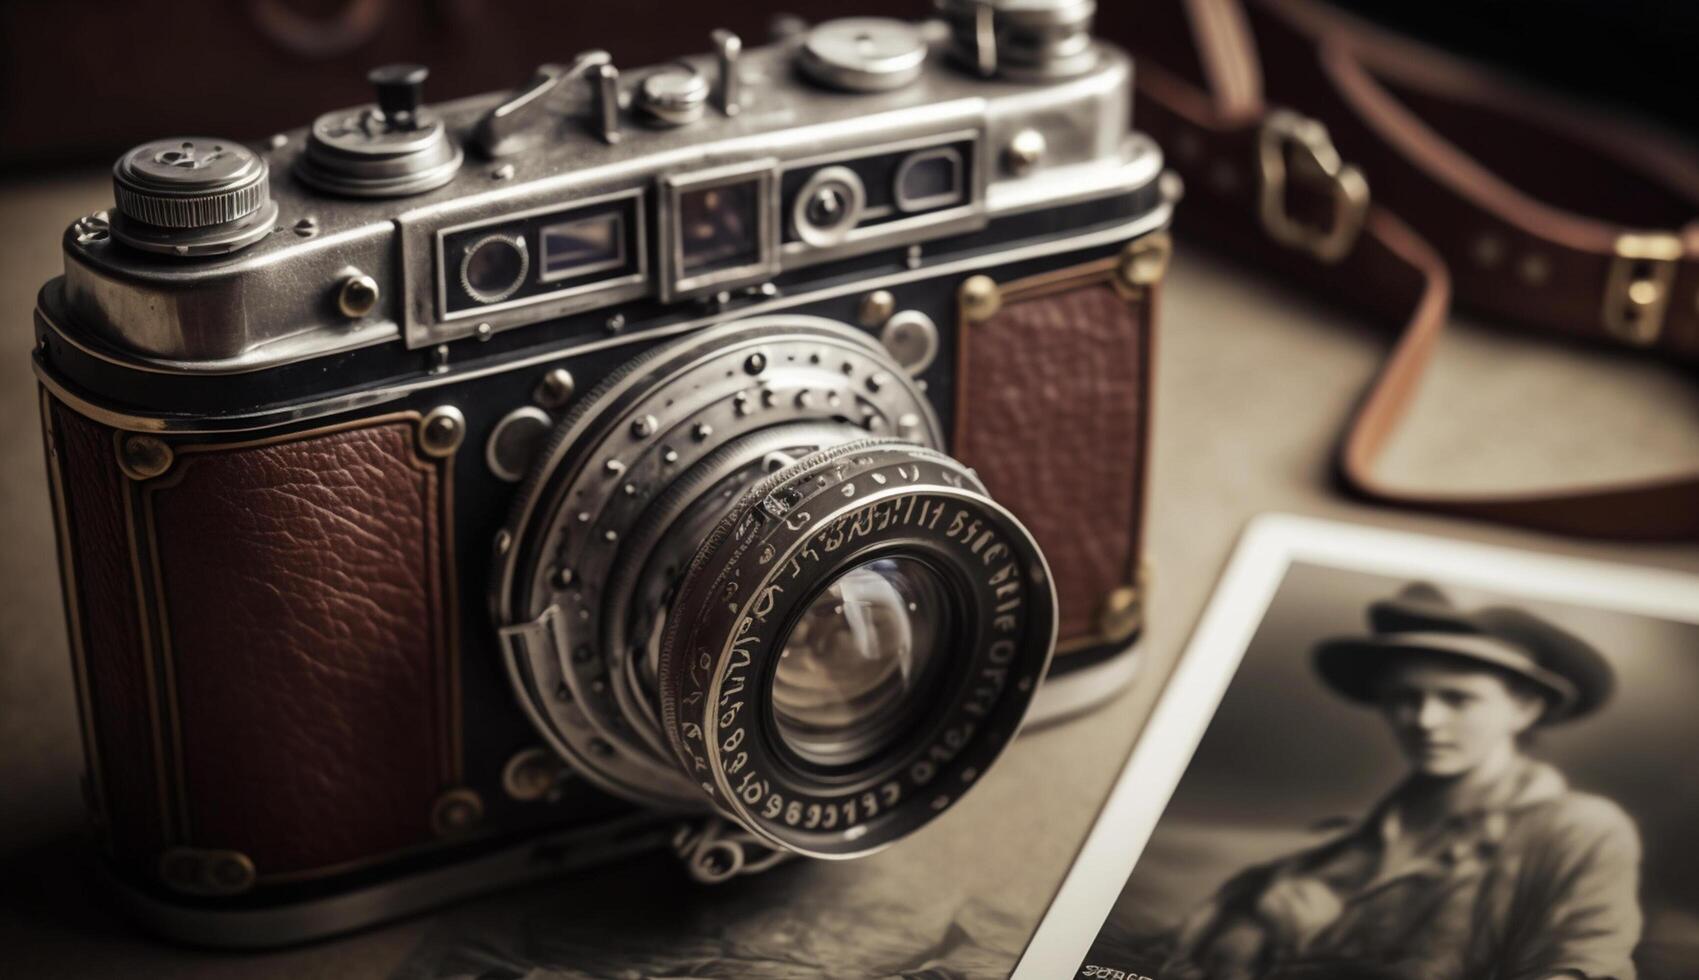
659, 440, 1056, 856
771, 556, 953, 770
494, 319, 1056, 859
460, 233, 529, 304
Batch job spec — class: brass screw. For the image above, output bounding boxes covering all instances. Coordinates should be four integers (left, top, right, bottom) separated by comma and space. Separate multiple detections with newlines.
157, 848, 256, 896
1119, 231, 1173, 289
1097, 584, 1144, 644
959, 275, 1001, 322
337, 272, 380, 319
1005, 128, 1046, 176
210, 853, 257, 892
858, 289, 896, 327
535, 368, 575, 409
118, 434, 173, 480
503, 747, 562, 802
432, 788, 485, 837
419, 406, 466, 458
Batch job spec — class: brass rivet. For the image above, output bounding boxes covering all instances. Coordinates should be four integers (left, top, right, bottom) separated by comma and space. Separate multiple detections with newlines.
1627, 279, 1661, 309
1097, 585, 1144, 644
118, 434, 173, 480
535, 368, 575, 409
1471, 235, 1505, 269
1005, 128, 1046, 176
959, 275, 1001, 322
210, 853, 257, 891
858, 289, 896, 327
503, 747, 563, 802
158, 847, 256, 896
1119, 231, 1173, 289
432, 788, 484, 837
337, 272, 380, 319
419, 406, 466, 458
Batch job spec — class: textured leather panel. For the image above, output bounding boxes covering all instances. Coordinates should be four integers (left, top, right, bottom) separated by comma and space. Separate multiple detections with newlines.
954, 277, 1153, 645
149, 419, 451, 875
51, 402, 165, 869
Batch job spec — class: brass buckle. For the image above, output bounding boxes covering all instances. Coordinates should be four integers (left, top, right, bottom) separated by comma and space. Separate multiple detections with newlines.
1257, 110, 1369, 264
1603, 232, 1683, 346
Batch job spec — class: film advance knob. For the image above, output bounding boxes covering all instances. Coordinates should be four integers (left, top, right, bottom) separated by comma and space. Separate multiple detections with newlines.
109, 138, 279, 256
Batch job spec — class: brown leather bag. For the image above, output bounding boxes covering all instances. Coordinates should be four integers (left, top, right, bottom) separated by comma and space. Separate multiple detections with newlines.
1120, 0, 1699, 539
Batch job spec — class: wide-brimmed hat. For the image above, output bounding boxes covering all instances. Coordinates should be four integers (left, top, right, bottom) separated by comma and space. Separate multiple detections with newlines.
1313, 583, 1614, 724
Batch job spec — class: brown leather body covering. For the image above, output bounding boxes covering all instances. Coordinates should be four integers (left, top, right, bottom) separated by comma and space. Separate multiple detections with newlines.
1125, 0, 1699, 539
954, 262, 1156, 648
44, 406, 457, 882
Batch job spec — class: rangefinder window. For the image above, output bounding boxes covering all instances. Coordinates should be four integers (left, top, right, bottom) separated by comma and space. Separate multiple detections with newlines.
539, 213, 626, 282
436, 190, 646, 319
680, 181, 760, 275
661, 161, 779, 300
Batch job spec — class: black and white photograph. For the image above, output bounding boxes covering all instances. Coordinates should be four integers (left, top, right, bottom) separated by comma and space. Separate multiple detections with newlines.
1017, 516, 1699, 980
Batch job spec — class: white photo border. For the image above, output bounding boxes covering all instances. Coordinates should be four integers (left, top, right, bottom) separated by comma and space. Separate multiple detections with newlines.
1012, 513, 1699, 978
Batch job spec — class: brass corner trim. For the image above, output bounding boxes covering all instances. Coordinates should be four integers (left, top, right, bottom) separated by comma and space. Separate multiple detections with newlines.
1118, 231, 1172, 291
1064, 562, 1151, 654
159, 847, 256, 896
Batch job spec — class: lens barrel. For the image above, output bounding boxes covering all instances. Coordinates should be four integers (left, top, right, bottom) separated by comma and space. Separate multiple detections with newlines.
659, 439, 1054, 856
493, 319, 1056, 859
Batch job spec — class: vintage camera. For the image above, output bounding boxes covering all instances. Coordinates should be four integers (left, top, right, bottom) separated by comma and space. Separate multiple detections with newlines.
33, 0, 1173, 946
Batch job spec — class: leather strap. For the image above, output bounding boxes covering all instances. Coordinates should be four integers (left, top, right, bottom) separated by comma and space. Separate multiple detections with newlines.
1123, 0, 1699, 539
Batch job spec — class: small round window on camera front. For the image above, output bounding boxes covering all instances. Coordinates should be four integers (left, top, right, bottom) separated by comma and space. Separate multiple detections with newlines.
792, 166, 866, 248
460, 234, 530, 305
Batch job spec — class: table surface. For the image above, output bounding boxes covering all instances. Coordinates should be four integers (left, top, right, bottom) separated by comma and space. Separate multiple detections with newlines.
2, 170, 1697, 979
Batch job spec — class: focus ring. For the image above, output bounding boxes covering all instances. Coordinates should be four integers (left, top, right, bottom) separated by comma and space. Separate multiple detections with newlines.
657, 440, 1058, 857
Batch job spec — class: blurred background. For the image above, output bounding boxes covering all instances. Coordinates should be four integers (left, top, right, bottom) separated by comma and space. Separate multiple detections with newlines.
0, 0, 1695, 171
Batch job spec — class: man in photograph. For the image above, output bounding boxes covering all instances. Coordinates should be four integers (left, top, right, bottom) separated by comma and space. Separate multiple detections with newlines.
1162, 583, 1643, 980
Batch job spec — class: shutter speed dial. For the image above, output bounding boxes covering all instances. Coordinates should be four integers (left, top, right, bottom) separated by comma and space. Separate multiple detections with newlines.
109, 138, 279, 256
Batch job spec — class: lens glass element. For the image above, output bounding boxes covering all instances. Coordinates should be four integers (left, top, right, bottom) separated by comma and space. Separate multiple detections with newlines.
770, 556, 952, 770
680, 180, 760, 275
462, 235, 528, 303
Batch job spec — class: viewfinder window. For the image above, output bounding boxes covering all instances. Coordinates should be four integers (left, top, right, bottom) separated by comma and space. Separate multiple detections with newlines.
540, 212, 626, 282
680, 179, 761, 276
895, 148, 964, 213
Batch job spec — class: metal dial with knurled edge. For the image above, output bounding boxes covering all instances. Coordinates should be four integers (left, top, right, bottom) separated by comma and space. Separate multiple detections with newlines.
109, 138, 279, 256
